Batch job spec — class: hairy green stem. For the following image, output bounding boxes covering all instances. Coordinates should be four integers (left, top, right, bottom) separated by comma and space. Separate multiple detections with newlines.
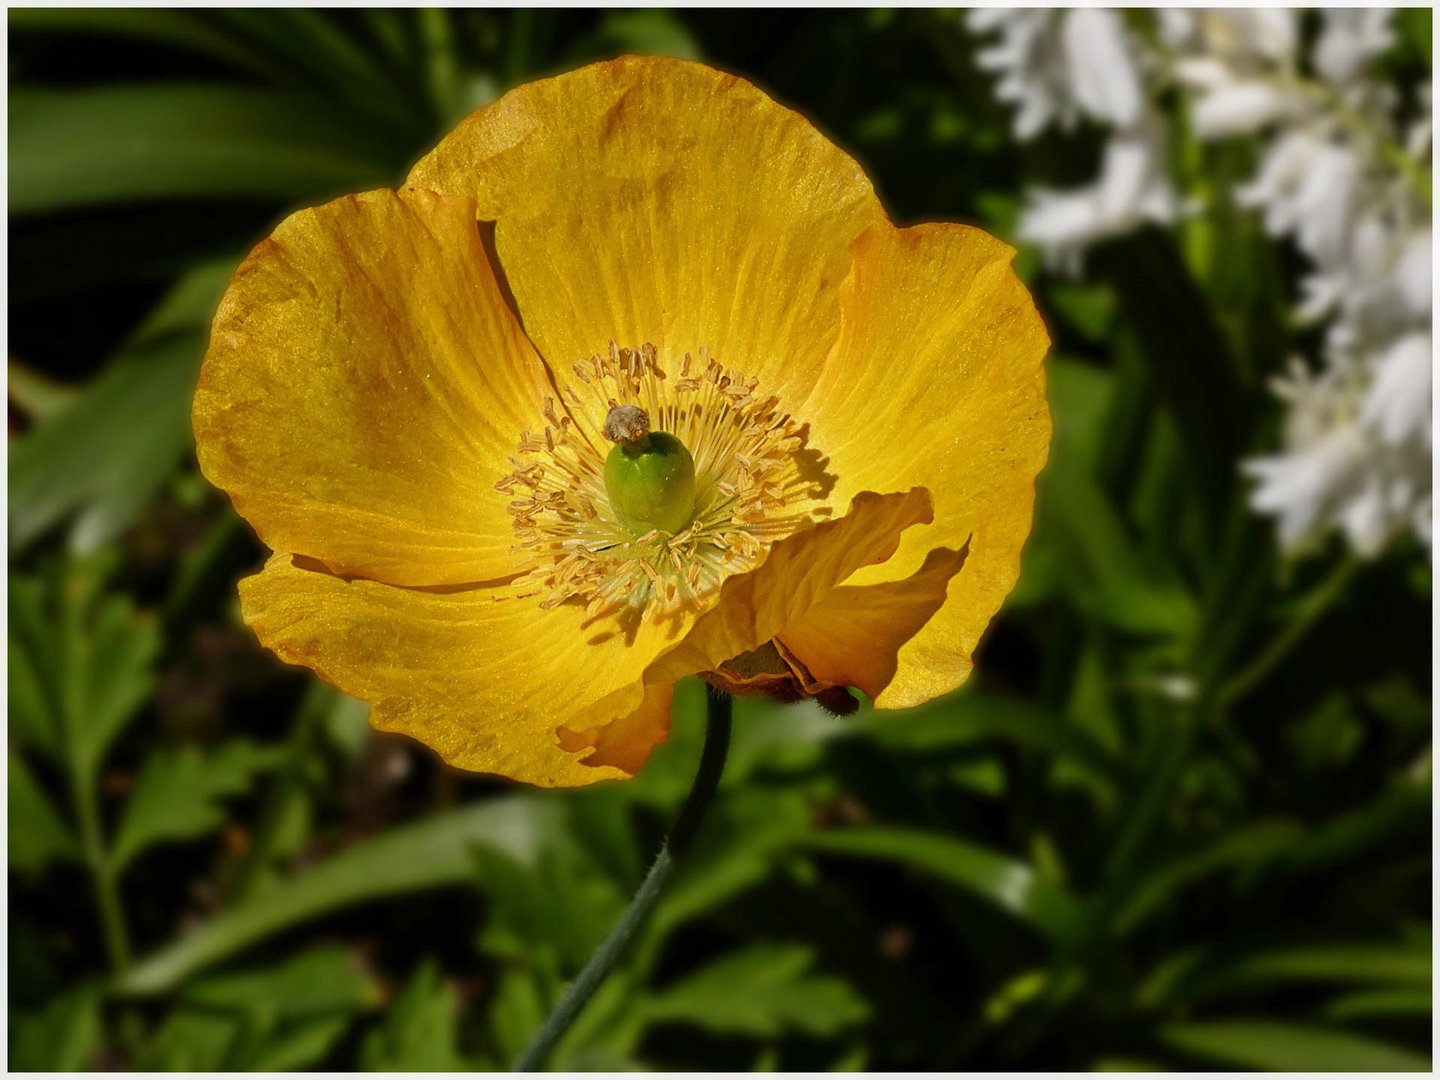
515, 688, 733, 1071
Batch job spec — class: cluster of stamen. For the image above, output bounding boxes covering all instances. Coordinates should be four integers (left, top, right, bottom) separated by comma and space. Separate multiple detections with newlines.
497, 342, 829, 623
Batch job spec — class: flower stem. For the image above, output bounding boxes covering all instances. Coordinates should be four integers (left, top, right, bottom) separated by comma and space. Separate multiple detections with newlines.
514, 688, 733, 1072
1219, 556, 1359, 707
71, 764, 130, 972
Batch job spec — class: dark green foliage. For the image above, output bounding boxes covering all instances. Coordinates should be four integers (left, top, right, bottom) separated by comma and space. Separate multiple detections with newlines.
8, 9, 1431, 1071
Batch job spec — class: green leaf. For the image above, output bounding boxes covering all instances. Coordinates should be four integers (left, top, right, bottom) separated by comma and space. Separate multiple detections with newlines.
112, 740, 284, 872
1092, 229, 1249, 530
139, 951, 371, 1070
1045, 283, 1117, 342
7, 577, 62, 756
1325, 987, 1433, 1021
184, 947, 378, 1021
642, 944, 868, 1038
1112, 820, 1303, 934
591, 9, 702, 59
1161, 1020, 1430, 1072
1215, 943, 1431, 988
853, 690, 1124, 789
805, 828, 1088, 943
8, 260, 233, 553
8, 982, 104, 1071
238, 1015, 353, 1072
1034, 448, 1198, 641
6, 359, 75, 422
359, 959, 465, 1071
137, 1010, 239, 1071
9, 84, 403, 213
8, 9, 299, 82
7, 561, 160, 780
118, 795, 558, 994
473, 844, 628, 972
1395, 7, 1432, 65
488, 964, 550, 1068
1276, 784, 1430, 876
8, 748, 80, 873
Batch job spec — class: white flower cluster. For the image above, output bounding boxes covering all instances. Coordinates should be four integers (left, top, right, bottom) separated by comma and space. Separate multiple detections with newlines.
969, 9, 1180, 271
968, 9, 1433, 557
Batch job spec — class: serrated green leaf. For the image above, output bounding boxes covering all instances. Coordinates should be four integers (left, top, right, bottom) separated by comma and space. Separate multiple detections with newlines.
643, 944, 868, 1038
1162, 1019, 1429, 1072
8, 982, 103, 1071
185, 947, 378, 1021
119, 795, 558, 994
111, 740, 283, 872
8, 748, 80, 873
7, 578, 60, 755
359, 959, 465, 1071
474, 844, 627, 971
137, 1010, 238, 1071
7, 561, 160, 780
239, 1014, 353, 1072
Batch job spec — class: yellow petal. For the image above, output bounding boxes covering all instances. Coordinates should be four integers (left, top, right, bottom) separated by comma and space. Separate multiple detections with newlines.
778, 546, 969, 701
194, 189, 554, 587
239, 554, 688, 787
569, 488, 936, 771
802, 223, 1051, 707
407, 56, 884, 407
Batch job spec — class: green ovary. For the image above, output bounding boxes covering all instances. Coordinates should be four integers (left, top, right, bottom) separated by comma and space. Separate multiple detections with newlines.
604, 432, 697, 535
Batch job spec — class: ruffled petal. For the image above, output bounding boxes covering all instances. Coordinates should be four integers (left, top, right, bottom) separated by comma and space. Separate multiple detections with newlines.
194, 189, 555, 587
239, 555, 687, 787
568, 488, 936, 771
407, 56, 884, 408
802, 223, 1051, 707
777, 546, 969, 700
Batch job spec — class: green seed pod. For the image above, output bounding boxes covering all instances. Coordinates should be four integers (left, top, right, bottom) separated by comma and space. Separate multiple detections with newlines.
602, 406, 696, 535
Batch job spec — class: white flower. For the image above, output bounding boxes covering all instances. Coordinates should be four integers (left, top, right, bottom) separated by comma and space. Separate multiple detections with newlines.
1237, 132, 1363, 264
1245, 427, 1370, 550
1062, 9, 1144, 129
1359, 333, 1433, 447
1245, 350, 1431, 556
969, 10, 1075, 140
1315, 9, 1395, 88
967, 8, 1145, 139
967, 7, 1432, 557
1396, 227, 1433, 317
1019, 119, 1177, 269
1406, 82, 1431, 158
1162, 9, 1299, 68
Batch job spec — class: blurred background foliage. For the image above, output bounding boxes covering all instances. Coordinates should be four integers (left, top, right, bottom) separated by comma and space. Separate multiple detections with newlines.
7, 8, 1432, 1072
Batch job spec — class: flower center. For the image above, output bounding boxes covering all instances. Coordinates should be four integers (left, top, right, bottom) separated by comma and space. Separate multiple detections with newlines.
498, 342, 830, 622
601, 406, 698, 536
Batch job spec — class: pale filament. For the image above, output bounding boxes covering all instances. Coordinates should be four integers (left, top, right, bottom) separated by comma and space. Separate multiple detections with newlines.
498, 342, 831, 621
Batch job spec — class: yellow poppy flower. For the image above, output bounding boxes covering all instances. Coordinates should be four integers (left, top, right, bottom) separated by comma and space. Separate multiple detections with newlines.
193, 56, 1051, 787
